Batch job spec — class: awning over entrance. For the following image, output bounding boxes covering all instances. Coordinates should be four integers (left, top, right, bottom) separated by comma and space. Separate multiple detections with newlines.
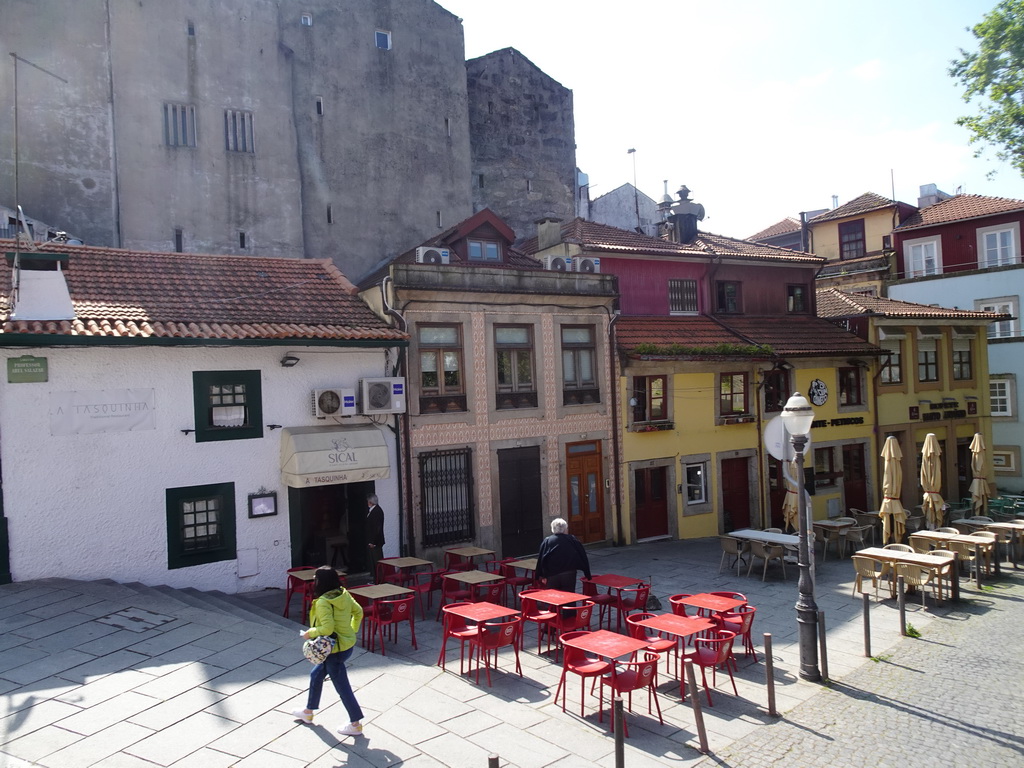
280, 426, 390, 488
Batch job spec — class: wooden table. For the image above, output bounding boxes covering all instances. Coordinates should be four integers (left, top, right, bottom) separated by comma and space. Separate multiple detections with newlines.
443, 601, 520, 623
446, 546, 496, 566
637, 613, 717, 696
913, 530, 1000, 575
984, 521, 1024, 567
443, 569, 503, 585
560, 629, 650, 660
856, 546, 960, 599
288, 566, 347, 583
348, 583, 413, 600
676, 593, 746, 615
505, 557, 538, 572
380, 556, 434, 570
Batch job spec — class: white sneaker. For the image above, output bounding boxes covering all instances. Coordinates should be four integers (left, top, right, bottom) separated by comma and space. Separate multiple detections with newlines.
291, 709, 313, 723
338, 722, 363, 737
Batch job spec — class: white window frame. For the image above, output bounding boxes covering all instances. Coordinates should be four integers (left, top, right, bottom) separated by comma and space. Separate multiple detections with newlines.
904, 235, 941, 278
684, 462, 707, 505
975, 296, 1019, 339
990, 375, 1016, 419
301, 13, 312, 26
375, 30, 392, 50
976, 221, 1020, 268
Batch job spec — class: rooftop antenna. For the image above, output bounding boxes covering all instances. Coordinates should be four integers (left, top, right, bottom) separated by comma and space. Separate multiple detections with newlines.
8, 53, 68, 308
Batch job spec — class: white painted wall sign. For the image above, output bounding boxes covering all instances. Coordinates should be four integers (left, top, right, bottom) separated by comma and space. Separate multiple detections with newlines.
49, 388, 156, 435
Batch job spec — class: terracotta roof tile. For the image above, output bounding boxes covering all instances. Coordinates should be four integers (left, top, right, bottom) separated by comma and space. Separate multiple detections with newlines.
616, 314, 880, 359
0, 242, 406, 343
894, 194, 1024, 231
809, 192, 897, 224
816, 288, 1011, 321
520, 218, 822, 264
748, 217, 800, 241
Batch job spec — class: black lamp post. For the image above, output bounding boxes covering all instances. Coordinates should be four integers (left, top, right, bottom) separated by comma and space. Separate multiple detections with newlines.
781, 392, 821, 682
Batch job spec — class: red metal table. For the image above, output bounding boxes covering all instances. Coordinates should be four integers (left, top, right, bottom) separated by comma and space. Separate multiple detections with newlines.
522, 589, 589, 606
443, 601, 520, 623
676, 593, 745, 615
560, 629, 649, 660
637, 613, 717, 697
586, 574, 644, 589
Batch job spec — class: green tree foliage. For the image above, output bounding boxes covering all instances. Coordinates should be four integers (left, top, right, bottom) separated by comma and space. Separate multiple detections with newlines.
949, 0, 1024, 176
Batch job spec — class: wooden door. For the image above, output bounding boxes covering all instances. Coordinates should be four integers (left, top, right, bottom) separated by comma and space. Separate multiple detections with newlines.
498, 446, 543, 557
768, 458, 786, 528
634, 466, 669, 540
566, 441, 606, 543
842, 443, 868, 512
721, 457, 751, 531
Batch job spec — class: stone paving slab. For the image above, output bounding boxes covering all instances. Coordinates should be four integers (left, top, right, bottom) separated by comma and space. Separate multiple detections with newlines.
1, 538, 1021, 766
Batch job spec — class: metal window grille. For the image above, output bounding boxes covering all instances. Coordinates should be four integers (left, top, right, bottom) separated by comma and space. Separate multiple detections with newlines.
419, 448, 474, 547
181, 496, 223, 552
163, 103, 197, 147
668, 279, 697, 312
224, 109, 255, 152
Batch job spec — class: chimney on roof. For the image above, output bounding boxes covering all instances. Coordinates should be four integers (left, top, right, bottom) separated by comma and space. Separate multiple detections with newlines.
7, 251, 76, 321
664, 185, 705, 243
536, 216, 563, 251
917, 183, 952, 208
657, 180, 673, 221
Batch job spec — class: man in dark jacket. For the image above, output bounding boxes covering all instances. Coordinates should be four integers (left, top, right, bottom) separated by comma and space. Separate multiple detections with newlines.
366, 494, 385, 582
536, 517, 591, 592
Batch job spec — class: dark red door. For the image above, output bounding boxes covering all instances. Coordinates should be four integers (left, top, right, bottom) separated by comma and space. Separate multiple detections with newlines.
842, 443, 868, 512
768, 458, 786, 528
721, 457, 751, 531
634, 466, 669, 540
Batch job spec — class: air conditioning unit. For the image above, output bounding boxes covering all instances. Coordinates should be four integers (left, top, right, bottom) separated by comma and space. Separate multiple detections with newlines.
415, 246, 450, 265
312, 388, 357, 418
359, 377, 406, 415
576, 256, 601, 273
543, 255, 573, 272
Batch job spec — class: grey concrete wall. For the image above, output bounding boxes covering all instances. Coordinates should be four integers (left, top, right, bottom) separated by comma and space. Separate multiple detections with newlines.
467, 48, 576, 242
589, 184, 659, 237
0, 0, 473, 280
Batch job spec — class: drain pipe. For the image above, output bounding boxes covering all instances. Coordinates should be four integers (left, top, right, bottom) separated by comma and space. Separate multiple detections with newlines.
609, 310, 625, 546
380, 276, 415, 556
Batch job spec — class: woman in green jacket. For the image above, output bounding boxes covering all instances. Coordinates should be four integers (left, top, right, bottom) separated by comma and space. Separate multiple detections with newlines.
291, 566, 365, 736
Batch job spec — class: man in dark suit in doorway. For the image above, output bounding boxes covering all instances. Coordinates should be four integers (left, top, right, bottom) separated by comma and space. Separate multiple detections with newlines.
366, 494, 385, 582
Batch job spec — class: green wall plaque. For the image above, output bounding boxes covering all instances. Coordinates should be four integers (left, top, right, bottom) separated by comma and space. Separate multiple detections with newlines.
7, 355, 48, 383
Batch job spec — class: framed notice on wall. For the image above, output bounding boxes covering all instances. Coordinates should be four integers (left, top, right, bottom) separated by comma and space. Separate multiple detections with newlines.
248, 491, 277, 518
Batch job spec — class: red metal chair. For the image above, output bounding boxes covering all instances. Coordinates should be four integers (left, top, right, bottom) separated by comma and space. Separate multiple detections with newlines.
467, 616, 523, 686
547, 601, 595, 658
581, 579, 616, 629
684, 629, 738, 706
471, 580, 506, 605
283, 566, 317, 618
408, 569, 444, 620
436, 575, 473, 620
376, 560, 411, 587
614, 583, 650, 632
500, 560, 535, 605
668, 593, 693, 617
444, 549, 473, 572
554, 630, 612, 717
518, 589, 557, 653
626, 612, 679, 677
599, 651, 663, 737
367, 596, 416, 656
350, 592, 376, 649
709, 591, 747, 604
717, 605, 757, 662
436, 602, 480, 675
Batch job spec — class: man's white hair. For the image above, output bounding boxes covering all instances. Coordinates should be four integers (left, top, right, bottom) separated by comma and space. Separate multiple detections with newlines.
551, 517, 568, 534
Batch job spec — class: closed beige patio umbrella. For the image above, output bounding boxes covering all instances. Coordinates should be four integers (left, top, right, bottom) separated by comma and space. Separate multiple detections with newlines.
970, 432, 990, 515
921, 433, 945, 529
879, 436, 907, 544
782, 458, 800, 532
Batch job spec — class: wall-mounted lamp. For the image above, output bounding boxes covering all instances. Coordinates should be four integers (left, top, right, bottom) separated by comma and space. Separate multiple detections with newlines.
280, 354, 300, 368
774, 360, 795, 371
267, 424, 283, 430
629, 397, 638, 407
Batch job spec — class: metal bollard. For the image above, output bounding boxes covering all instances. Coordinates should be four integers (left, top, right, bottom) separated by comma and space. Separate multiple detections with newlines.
614, 697, 624, 768
897, 574, 906, 636
488, 755, 499, 768
862, 593, 871, 658
951, 552, 960, 602
684, 659, 710, 754
817, 610, 829, 682
764, 633, 777, 716
974, 544, 983, 588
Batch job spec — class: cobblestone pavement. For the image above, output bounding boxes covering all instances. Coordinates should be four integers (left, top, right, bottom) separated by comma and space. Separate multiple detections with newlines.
693, 572, 1024, 768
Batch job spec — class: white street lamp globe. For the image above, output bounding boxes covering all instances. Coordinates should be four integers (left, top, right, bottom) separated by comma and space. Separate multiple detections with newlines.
781, 392, 815, 437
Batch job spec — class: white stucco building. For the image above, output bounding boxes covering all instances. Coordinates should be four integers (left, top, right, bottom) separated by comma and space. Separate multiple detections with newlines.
0, 243, 407, 591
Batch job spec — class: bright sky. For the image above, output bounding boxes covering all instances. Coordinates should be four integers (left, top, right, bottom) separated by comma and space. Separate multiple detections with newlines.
438, 0, 1024, 239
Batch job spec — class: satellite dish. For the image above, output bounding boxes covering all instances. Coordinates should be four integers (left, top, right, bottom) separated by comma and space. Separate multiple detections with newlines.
763, 415, 812, 461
